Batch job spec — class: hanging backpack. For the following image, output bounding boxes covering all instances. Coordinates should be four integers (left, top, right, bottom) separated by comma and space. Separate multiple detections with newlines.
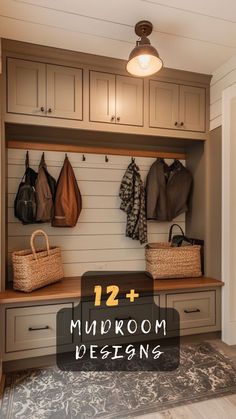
35, 153, 55, 222
14, 151, 38, 224
52, 155, 82, 227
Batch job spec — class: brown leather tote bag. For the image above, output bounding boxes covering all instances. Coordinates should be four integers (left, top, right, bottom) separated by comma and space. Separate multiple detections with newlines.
52, 155, 82, 227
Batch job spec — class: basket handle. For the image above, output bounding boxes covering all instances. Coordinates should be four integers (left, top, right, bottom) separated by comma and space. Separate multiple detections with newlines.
168, 224, 185, 242
30, 230, 50, 260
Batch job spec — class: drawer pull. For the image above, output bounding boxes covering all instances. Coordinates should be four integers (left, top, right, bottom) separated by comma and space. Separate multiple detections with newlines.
28, 326, 50, 331
184, 308, 200, 314
115, 316, 133, 322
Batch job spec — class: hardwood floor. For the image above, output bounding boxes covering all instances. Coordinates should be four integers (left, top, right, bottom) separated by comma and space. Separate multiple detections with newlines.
139, 336, 236, 419
139, 396, 236, 419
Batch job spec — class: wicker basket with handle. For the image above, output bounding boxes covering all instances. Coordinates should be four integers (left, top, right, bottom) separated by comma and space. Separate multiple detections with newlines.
12, 229, 64, 292
145, 225, 202, 279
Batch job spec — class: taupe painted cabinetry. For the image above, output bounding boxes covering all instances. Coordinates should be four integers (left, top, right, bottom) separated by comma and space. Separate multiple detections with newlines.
179, 85, 205, 132
1, 286, 221, 363
89, 71, 143, 126
7, 58, 45, 116
149, 80, 206, 132
5, 49, 210, 139
149, 81, 179, 129
46, 64, 82, 120
7, 58, 83, 120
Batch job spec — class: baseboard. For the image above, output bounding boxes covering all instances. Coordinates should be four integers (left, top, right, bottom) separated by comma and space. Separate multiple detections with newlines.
180, 331, 221, 343
0, 374, 5, 399
3, 354, 56, 373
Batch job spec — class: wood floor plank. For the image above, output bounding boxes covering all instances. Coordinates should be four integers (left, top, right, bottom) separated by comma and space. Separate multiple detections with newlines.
226, 393, 236, 407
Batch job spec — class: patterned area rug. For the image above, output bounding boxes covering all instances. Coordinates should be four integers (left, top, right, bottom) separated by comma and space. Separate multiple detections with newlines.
1, 342, 236, 419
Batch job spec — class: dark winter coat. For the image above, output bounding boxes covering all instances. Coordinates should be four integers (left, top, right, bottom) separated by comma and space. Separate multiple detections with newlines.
146, 159, 193, 221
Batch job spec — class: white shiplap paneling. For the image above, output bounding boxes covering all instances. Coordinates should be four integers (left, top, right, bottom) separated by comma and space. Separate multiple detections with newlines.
7, 148, 185, 277
210, 54, 236, 130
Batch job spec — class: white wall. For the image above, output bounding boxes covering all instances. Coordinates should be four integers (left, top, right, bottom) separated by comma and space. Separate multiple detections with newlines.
210, 54, 236, 131
222, 85, 236, 344
7, 148, 185, 279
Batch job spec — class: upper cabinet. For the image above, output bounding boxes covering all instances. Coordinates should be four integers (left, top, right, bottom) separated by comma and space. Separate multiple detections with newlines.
89, 71, 143, 127
149, 80, 206, 132
46, 65, 82, 120
89, 71, 115, 123
7, 58, 83, 120
5, 55, 209, 140
150, 81, 179, 130
179, 85, 205, 132
7, 59, 46, 116
116, 75, 143, 126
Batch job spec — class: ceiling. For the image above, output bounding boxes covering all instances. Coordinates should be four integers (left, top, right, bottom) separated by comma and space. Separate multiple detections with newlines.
1, 0, 236, 74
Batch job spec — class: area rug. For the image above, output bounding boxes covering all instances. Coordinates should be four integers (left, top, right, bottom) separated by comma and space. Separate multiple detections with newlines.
1, 342, 236, 419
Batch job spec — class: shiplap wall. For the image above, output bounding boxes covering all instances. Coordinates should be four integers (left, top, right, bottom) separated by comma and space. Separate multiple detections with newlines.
7, 148, 185, 278
210, 54, 236, 131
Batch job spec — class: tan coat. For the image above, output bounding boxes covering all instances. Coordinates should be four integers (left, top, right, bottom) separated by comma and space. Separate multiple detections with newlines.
35, 155, 53, 222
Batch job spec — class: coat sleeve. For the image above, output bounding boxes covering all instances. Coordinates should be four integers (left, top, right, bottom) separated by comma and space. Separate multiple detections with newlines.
146, 162, 159, 219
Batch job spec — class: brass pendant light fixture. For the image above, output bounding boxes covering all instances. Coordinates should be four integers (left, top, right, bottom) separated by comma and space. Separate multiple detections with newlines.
126, 20, 163, 77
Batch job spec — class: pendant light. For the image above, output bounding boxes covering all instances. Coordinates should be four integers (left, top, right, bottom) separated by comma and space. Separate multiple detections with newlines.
126, 20, 163, 77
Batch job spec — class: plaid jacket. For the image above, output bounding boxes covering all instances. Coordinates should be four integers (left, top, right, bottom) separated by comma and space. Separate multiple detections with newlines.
119, 161, 147, 245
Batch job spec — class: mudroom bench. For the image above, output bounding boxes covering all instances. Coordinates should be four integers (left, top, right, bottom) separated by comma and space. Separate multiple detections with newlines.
0, 276, 223, 365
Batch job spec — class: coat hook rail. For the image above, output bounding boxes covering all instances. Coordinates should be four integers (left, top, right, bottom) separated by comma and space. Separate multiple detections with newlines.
7, 140, 187, 160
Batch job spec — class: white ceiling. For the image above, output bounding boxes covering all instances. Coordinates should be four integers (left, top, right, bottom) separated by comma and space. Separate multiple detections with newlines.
1, 0, 236, 74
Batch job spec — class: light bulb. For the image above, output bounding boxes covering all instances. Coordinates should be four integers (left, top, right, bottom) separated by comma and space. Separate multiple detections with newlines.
137, 54, 152, 69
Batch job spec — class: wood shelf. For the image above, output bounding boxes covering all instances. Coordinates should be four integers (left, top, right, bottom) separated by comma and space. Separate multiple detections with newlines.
0, 276, 224, 304
7, 140, 186, 160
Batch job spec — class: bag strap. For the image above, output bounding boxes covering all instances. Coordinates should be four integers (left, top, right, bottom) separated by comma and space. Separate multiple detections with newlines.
168, 224, 185, 242
25, 151, 29, 169
30, 229, 50, 260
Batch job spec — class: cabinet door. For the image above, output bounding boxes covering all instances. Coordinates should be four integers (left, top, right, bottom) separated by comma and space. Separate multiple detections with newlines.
7, 58, 46, 115
89, 71, 116, 123
46, 64, 83, 120
179, 85, 205, 132
116, 75, 143, 126
149, 80, 179, 129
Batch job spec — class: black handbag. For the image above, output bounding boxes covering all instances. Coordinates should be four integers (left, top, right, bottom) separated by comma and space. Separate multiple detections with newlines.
168, 224, 191, 247
168, 224, 204, 273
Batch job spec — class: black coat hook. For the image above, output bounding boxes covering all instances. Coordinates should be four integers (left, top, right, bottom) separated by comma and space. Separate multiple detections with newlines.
82, 154, 86, 161
105, 155, 109, 162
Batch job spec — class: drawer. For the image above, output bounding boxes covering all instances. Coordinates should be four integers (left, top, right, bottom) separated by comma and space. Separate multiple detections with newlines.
166, 291, 216, 330
6, 303, 73, 352
81, 296, 160, 342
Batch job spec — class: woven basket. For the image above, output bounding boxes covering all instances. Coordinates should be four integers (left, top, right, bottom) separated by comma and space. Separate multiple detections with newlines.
12, 229, 64, 292
145, 242, 202, 279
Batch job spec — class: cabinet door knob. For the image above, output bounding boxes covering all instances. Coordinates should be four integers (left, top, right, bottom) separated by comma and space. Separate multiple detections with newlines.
40, 106, 45, 112
111, 115, 115, 121
174, 121, 178, 127
117, 116, 120, 122
180, 122, 184, 127
48, 108, 52, 113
